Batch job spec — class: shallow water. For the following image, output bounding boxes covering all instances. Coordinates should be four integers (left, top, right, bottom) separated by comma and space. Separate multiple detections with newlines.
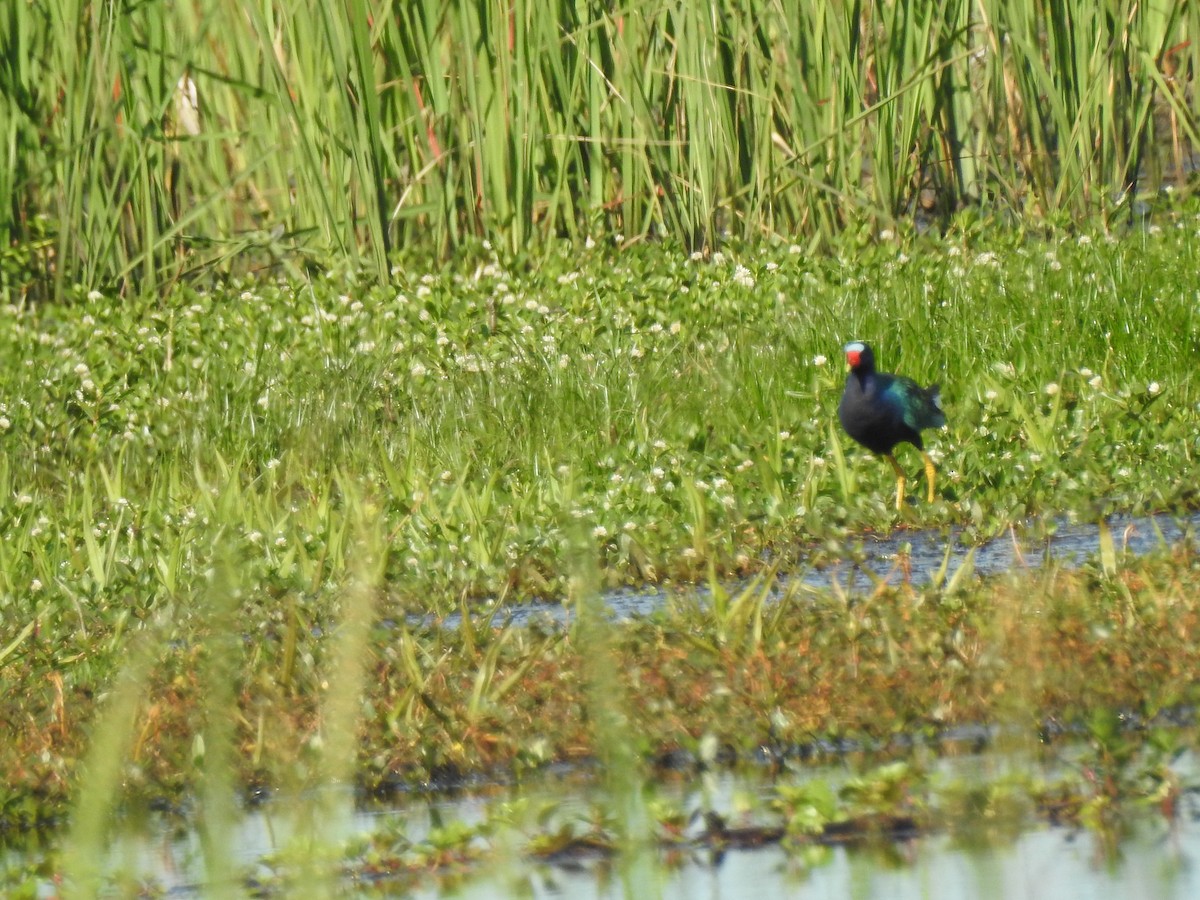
430, 511, 1200, 630
59, 754, 1200, 898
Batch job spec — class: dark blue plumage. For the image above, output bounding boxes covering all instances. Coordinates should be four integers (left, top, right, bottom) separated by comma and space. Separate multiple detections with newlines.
837, 341, 944, 508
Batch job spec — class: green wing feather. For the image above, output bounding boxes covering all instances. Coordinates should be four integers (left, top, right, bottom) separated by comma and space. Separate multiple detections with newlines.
885, 377, 945, 432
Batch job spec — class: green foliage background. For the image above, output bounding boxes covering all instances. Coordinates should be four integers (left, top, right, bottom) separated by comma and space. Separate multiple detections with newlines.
3, 0, 1198, 298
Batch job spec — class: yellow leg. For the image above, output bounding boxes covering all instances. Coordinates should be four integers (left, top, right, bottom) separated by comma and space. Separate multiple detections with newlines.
885, 454, 907, 510
922, 451, 937, 503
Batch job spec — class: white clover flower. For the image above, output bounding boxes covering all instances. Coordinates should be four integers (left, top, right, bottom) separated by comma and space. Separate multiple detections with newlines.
31, 578, 43, 592
1148, 381, 1162, 395
1089, 375, 1103, 389
651, 467, 665, 479
732, 265, 755, 288
592, 525, 609, 539
410, 362, 428, 377
0, 417, 9, 430
87, 290, 103, 301
74, 362, 89, 376
779, 430, 791, 440
669, 321, 682, 334
1077, 234, 1092, 245
812, 354, 827, 367
585, 235, 596, 249
788, 244, 803, 254
266, 459, 280, 470
558, 354, 570, 369
1045, 382, 1060, 396
812, 456, 826, 467
689, 251, 704, 262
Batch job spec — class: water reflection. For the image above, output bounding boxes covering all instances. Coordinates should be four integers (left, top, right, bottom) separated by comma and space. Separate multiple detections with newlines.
74, 763, 1200, 898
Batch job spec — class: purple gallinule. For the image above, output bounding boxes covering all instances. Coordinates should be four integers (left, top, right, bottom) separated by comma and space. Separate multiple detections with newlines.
837, 341, 944, 509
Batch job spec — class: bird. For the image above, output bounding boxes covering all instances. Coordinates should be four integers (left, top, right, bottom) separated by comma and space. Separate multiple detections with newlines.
837, 340, 945, 510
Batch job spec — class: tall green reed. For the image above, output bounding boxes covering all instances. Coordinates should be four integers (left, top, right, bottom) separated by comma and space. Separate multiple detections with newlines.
4, 0, 1197, 298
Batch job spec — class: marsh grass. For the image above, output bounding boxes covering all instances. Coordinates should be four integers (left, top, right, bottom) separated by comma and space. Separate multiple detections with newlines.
1, 225, 1198, 628
3, 0, 1199, 296
32, 539, 1200, 892
4, 224, 1200, 888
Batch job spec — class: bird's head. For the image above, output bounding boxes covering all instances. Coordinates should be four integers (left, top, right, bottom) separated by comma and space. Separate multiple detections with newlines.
843, 340, 874, 372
